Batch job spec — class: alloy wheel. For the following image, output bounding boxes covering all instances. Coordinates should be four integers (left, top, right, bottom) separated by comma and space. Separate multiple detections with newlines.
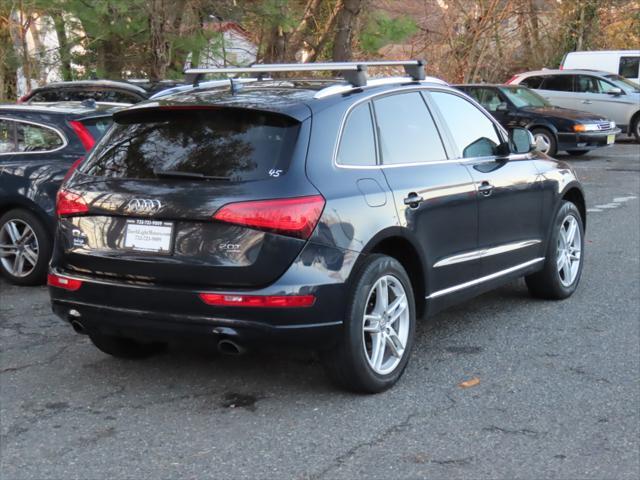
556, 214, 581, 287
0, 219, 39, 278
362, 275, 410, 375
534, 132, 551, 154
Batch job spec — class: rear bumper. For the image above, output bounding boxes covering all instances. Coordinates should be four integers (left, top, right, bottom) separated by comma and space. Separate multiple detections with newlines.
48, 266, 349, 348
557, 128, 621, 151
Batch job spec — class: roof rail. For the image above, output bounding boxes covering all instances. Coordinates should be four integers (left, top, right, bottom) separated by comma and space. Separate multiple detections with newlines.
184, 60, 426, 88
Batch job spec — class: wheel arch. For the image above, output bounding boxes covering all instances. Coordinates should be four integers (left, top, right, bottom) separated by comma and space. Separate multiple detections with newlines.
360, 228, 428, 317
0, 197, 53, 231
630, 110, 640, 135
561, 185, 586, 230
527, 122, 559, 136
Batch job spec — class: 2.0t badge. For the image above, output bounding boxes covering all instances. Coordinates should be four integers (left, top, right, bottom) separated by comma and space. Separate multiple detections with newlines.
125, 198, 162, 214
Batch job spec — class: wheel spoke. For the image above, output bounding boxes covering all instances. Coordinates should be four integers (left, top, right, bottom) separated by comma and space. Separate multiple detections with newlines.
386, 294, 407, 323
363, 314, 381, 332
4, 222, 21, 244
0, 244, 18, 257
375, 278, 389, 312
13, 252, 25, 274
370, 333, 385, 370
556, 253, 566, 272
385, 327, 404, 358
22, 246, 38, 266
566, 218, 577, 245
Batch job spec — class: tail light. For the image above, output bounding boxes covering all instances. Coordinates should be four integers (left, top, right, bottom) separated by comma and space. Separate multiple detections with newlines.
505, 75, 519, 84
56, 188, 89, 217
17, 94, 29, 103
68, 120, 95, 151
212, 195, 325, 240
62, 156, 85, 183
47, 273, 83, 291
199, 293, 315, 308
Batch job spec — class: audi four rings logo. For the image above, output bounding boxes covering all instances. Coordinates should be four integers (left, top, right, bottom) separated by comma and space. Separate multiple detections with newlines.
126, 198, 162, 214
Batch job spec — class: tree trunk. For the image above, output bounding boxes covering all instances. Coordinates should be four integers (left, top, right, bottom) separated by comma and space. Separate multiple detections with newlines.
332, 0, 362, 62
52, 10, 72, 81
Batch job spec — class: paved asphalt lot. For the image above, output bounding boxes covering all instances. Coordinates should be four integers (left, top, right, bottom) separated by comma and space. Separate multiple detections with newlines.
1, 142, 639, 480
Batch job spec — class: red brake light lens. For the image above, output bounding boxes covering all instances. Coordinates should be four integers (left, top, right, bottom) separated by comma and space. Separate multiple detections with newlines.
47, 273, 83, 291
63, 156, 85, 183
212, 195, 325, 239
17, 94, 29, 104
56, 188, 89, 217
68, 120, 95, 151
199, 293, 315, 308
505, 75, 519, 84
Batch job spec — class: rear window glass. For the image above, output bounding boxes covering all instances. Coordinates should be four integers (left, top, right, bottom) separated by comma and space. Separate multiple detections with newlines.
619, 56, 640, 79
80, 109, 300, 181
519, 76, 544, 89
79, 117, 113, 141
29, 89, 141, 104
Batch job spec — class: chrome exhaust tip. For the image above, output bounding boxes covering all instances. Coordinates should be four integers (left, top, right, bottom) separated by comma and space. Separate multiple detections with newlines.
217, 339, 246, 356
70, 320, 86, 334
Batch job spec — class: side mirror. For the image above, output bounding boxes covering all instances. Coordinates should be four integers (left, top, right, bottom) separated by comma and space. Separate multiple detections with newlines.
607, 87, 623, 96
509, 127, 535, 154
496, 102, 509, 112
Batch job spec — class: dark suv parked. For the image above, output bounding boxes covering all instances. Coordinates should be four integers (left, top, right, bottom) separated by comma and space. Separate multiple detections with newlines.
1, 102, 114, 284
48, 62, 586, 393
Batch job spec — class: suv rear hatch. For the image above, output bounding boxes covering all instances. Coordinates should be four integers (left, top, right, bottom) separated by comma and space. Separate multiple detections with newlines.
54, 106, 322, 288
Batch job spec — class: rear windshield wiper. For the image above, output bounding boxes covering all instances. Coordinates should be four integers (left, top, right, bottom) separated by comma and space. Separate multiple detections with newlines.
152, 169, 231, 181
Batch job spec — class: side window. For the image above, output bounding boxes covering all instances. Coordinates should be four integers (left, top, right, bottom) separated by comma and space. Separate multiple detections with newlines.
0, 120, 17, 154
337, 102, 377, 166
373, 92, 447, 165
469, 88, 503, 112
430, 91, 502, 159
15, 122, 65, 152
520, 76, 544, 89
575, 75, 599, 93
540, 75, 574, 92
595, 78, 620, 94
619, 56, 640, 79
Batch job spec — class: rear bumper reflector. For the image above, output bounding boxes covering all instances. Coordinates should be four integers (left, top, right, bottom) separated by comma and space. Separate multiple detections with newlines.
199, 293, 315, 308
47, 273, 83, 291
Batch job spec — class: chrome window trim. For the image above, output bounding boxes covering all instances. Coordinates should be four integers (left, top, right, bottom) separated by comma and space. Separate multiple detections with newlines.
426, 257, 545, 300
332, 86, 513, 170
0, 116, 68, 156
0, 115, 69, 156
433, 239, 542, 268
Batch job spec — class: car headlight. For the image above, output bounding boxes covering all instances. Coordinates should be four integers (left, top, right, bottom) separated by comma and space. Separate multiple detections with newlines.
610, 121, 616, 128
573, 124, 600, 132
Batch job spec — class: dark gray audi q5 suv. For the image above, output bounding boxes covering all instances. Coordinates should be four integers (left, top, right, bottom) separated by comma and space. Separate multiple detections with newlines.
48, 62, 586, 393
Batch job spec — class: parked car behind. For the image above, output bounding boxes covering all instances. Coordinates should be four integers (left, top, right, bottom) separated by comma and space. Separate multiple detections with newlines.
18, 79, 185, 105
561, 50, 640, 84
507, 69, 640, 141
48, 62, 586, 393
0, 102, 115, 285
455, 84, 620, 156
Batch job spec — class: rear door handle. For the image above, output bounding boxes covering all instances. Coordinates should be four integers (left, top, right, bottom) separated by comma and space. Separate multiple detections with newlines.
403, 192, 424, 207
581, 100, 592, 104
478, 181, 494, 196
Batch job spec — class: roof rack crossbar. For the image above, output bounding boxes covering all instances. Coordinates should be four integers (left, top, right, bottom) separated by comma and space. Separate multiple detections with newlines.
184, 60, 426, 88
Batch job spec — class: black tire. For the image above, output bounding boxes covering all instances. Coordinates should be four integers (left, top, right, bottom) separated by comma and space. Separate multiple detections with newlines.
0, 208, 51, 286
531, 128, 558, 156
526, 201, 584, 300
566, 149, 589, 156
321, 254, 416, 393
89, 333, 166, 359
632, 115, 640, 143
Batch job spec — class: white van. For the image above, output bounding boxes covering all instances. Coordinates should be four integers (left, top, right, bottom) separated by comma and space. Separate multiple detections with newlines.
561, 50, 640, 84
